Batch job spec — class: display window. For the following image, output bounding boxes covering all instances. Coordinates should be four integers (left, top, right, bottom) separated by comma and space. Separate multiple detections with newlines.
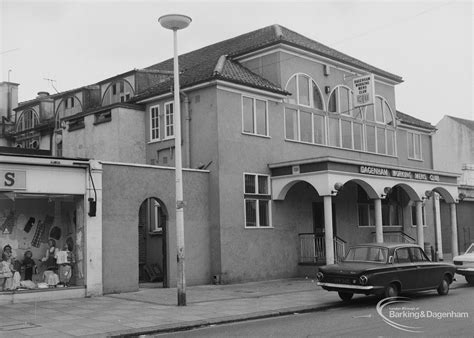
0, 193, 84, 292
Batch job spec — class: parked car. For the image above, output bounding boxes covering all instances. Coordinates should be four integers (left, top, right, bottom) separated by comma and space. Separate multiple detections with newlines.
316, 243, 456, 301
453, 243, 474, 285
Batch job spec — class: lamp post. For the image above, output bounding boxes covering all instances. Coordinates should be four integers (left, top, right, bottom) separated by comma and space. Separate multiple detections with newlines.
158, 13, 192, 306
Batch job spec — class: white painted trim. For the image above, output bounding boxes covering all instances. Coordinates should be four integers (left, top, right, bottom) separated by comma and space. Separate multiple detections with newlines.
149, 104, 160, 142
164, 101, 174, 139
237, 45, 401, 86
216, 82, 286, 100
268, 156, 460, 178
241, 95, 270, 137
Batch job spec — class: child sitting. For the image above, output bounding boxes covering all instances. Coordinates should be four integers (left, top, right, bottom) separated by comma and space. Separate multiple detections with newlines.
0, 252, 14, 291
22, 251, 36, 281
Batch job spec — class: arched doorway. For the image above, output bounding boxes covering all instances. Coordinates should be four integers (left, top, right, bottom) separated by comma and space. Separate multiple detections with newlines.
138, 198, 168, 287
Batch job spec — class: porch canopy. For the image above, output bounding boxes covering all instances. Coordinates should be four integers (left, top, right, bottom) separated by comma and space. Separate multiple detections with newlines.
269, 156, 460, 264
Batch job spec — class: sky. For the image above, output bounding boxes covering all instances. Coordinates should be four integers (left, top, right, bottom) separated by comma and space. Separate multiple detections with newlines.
1, 0, 473, 124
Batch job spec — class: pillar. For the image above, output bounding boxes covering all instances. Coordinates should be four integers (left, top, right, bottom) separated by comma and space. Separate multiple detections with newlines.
323, 195, 334, 265
374, 198, 383, 243
415, 201, 424, 247
434, 193, 443, 260
450, 203, 458, 257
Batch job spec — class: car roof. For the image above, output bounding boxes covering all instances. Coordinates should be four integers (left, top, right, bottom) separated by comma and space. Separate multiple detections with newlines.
351, 243, 421, 249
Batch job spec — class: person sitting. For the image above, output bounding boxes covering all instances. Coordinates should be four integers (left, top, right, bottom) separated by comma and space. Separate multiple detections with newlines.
0, 252, 14, 291
22, 250, 36, 281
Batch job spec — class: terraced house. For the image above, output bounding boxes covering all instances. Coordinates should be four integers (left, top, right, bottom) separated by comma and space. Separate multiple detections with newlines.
0, 25, 462, 298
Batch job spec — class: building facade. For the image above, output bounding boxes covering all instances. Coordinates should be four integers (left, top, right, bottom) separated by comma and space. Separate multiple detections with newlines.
0, 25, 463, 297
432, 115, 474, 258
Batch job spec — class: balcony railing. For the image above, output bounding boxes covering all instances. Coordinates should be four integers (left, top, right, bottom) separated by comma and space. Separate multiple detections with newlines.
298, 233, 346, 264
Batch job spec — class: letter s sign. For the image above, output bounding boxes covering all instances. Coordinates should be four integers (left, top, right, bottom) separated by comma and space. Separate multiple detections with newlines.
4, 172, 15, 187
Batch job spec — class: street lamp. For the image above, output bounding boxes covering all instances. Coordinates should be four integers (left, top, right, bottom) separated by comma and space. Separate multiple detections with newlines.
158, 13, 192, 306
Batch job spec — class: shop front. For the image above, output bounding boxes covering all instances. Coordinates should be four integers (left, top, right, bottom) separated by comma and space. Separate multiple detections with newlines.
270, 157, 460, 267
0, 154, 102, 304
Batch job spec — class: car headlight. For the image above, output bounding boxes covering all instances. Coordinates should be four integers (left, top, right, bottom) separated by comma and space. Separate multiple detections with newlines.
316, 272, 324, 281
359, 275, 368, 285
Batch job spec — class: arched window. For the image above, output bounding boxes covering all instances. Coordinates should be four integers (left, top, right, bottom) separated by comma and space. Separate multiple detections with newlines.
16, 110, 39, 132
15, 110, 40, 149
285, 74, 324, 110
284, 74, 325, 145
328, 85, 353, 115
364, 96, 395, 156
102, 79, 134, 105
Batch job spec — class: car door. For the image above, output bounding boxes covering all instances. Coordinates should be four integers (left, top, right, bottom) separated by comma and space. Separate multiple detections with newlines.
410, 247, 437, 289
393, 247, 418, 291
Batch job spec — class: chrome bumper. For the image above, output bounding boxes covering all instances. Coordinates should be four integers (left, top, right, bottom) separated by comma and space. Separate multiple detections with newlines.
317, 282, 376, 290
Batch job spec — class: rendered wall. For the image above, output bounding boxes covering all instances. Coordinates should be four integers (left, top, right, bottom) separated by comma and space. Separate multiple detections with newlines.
101, 163, 210, 294
63, 107, 146, 163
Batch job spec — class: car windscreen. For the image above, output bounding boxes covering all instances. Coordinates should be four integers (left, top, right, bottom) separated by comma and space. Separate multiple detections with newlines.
344, 246, 388, 263
466, 244, 474, 254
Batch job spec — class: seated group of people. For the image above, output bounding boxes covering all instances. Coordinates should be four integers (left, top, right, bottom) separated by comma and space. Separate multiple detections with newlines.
0, 239, 75, 291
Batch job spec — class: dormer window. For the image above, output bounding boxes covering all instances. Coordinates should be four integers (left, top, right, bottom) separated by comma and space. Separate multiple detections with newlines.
64, 97, 75, 109
103, 80, 134, 105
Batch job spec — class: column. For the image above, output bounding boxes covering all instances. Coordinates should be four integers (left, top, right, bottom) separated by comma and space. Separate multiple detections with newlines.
450, 203, 458, 257
323, 195, 334, 265
374, 198, 383, 243
415, 201, 424, 247
434, 193, 443, 260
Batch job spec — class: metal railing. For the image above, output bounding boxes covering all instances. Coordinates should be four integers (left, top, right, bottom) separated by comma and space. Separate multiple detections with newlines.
298, 233, 346, 264
371, 230, 416, 244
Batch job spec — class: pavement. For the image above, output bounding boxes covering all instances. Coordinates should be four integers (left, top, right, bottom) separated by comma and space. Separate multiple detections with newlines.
0, 274, 467, 338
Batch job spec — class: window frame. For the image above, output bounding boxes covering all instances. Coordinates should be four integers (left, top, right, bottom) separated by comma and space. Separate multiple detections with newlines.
241, 95, 269, 137
284, 73, 325, 110
149, 105, 160, 142
164, 101, 174, 139
407, 131, 423, 160
243, 173, 272, 229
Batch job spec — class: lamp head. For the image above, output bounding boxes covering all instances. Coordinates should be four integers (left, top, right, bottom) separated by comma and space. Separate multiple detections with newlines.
331, 182, 344, 195
158, 14, 192, 30
458, 192, 466, 201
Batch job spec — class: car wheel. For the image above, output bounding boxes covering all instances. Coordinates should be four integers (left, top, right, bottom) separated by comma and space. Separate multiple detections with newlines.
437, 276, 450, 295
338, 291, 354, 302
384, 283, 399, 298
465, 276, 474, 285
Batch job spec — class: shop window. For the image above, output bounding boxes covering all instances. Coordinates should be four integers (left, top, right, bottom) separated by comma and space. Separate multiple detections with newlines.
242, 96, 268, 137
408, 131, 422, 160
164, 101, 174, 139
0, 195, 85, 289
244, 173, 271, 228
150, 105, 160, 141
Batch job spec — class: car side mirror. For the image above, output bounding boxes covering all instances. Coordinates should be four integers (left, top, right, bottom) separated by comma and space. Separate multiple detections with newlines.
388, 256, 394, 264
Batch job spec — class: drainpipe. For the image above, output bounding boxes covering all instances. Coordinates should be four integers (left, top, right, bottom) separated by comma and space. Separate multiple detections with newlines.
182, 92, 191, 168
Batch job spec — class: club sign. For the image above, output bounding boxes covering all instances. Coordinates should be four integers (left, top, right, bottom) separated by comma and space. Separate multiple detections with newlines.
360, 166, 440, 182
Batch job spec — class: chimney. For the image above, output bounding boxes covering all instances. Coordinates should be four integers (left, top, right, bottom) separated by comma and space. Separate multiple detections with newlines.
36, 91, 50, 98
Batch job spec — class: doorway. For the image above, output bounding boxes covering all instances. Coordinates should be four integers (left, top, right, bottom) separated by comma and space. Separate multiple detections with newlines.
138, 198, 168, 287
312, 202, 337, 236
